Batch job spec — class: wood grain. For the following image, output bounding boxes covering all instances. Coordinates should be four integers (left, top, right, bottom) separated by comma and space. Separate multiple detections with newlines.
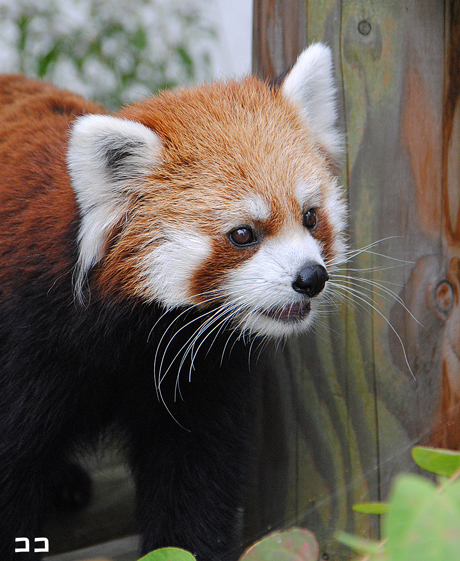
249, 0, 460, 558
252, 0, 307, 80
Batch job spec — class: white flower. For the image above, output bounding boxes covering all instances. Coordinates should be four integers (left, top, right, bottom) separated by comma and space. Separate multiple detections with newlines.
52, 56, 92, 97
53, 0, 92, 35
0, 0, 216, 107
82, 56, 117, 94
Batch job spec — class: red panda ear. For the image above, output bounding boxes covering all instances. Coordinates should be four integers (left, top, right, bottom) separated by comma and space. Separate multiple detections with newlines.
281, 43, 344, 163
67, 114, 162, 299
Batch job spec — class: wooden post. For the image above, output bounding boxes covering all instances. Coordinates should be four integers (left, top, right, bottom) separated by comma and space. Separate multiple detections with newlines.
248, 1, 460, 558
252, 0, 306, 80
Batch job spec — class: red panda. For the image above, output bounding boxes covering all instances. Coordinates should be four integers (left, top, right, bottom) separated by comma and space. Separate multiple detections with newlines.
0, 44, 346, 560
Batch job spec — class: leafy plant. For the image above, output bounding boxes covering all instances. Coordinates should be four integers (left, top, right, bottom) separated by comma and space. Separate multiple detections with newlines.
96, 447, 460, 561
135, 448, 460, 560
0, 0, 216, 109
337, 446, 460, 560
137, 528, 319, 561
239, 528, 319, 561
138, 547, 196, 561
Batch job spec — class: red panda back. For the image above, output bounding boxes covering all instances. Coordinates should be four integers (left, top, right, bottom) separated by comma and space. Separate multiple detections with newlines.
0, 76, 106, 294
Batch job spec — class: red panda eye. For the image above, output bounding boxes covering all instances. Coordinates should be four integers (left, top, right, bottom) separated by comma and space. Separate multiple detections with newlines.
229, 227, 256, 246
303, 208, 318, 230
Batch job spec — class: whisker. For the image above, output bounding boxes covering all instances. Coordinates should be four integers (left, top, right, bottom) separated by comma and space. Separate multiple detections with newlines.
329, 280, 416, 381
332, 274, 422, 326
157, 304, 226, 390
149, 232, 419, 430
180, 304, 235, 373
164, 302, 240, 395
186, 307, 239, 383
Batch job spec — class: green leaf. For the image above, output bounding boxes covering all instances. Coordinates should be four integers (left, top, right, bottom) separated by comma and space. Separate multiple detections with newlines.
132, 27, 148, 51
384, 473, 460, 560
352, 502, 390, 514
176, 46, 194, 78
240, 528, 319, 560
445, 477, 460, 508
138, 548, 196, 561
37, 45, 60, 77
17, 14, 29, 54
412, 446, 460, 476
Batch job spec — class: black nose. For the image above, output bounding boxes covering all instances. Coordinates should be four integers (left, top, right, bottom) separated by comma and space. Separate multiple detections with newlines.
292, 263, 329, 297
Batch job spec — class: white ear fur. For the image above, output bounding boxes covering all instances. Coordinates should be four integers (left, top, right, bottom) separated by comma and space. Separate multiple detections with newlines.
281, 43, 343, 160
67, 114, 162, 299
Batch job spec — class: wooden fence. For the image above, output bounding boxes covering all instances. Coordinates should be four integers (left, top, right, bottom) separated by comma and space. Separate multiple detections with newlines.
247, 1, 460, 558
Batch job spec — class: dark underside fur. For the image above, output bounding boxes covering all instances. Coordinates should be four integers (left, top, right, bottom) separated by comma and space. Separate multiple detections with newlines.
0, 282, 257, 560
0, 76, 257, 561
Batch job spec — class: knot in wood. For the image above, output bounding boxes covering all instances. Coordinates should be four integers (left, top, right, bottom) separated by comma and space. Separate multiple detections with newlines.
435, 280, 454, 316
358, 20, 372, 36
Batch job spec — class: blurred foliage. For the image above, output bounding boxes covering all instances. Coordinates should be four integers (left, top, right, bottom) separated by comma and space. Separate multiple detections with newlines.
0, 0, 216, 108
338, 446, 460, 561
137, 447, 460, 560
139, 547, 196, 561
239, 528, 319, 561
138, 528, 319, 561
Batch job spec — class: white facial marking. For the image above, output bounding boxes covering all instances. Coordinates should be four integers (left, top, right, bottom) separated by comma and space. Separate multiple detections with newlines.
245, 194, 271, 222
211, 194, 272, 233
223, 227, 327, 337
139, 229, 212, 307
322, 178, 348, 264
295, 179, 322, 210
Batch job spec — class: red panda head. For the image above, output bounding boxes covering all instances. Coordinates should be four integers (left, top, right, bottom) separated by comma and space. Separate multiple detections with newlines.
67, 43, 347, 338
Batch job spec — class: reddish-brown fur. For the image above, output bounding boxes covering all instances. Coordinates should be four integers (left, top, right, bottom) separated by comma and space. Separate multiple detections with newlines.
0, 76, 106, 297
95, 79, 337, 302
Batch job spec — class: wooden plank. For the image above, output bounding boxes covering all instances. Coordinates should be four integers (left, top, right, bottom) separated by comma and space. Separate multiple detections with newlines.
430, 0, 460, 448
365, 0, 445, 495
44, 535, 139, 561
250, 0, 457, 559
252, 0, 306, 80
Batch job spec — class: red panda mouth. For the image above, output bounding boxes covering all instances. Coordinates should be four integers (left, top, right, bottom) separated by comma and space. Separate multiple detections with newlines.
262, 301, 311, 322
